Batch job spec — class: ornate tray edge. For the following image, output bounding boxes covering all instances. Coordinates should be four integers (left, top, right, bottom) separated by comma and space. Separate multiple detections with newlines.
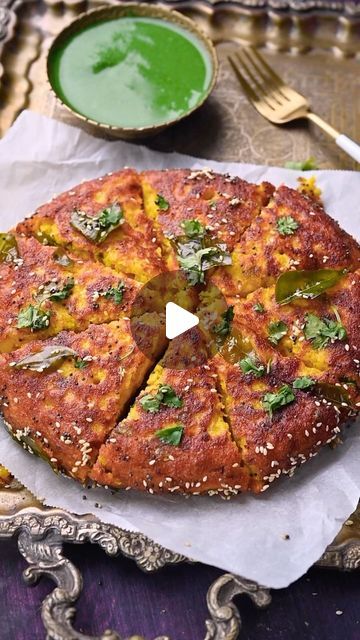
0, 506, 273, 640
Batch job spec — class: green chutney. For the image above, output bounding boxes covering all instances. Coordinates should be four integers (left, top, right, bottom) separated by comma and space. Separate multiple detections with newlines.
49, 16, 213, 128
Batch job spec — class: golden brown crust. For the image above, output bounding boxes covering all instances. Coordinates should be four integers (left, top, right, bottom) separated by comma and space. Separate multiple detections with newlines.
0, 236, 144, 353
91, 329, 250, 496
0, 168, 359, 497
0, 316, 166, 481
17, 169, 166, 283
210, 185, 360, 297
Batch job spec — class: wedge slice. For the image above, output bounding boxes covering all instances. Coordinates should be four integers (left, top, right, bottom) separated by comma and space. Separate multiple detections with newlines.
91, 328, 250, 496
17, 169, 166, 283
0, 235, 146, 353
210, 185, 360, 297
0, 314, 166, 481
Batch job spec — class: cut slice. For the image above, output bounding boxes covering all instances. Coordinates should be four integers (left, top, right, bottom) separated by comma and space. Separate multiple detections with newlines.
91, 328, 250, 496
0, 314, 166, 481
0, 235, 145, 353
141, 168, 274, 270
214, 352, 358, 493
210, 185, 360, 297
16, 169, 166, 283
228, 272, 360, 386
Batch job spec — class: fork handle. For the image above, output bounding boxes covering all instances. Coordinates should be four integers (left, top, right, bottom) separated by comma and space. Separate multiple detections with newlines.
307, 112, 360, 165
335, 135, 360, 165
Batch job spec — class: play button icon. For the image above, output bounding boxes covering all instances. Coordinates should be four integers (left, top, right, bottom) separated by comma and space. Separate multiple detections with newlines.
165, 302, 199, 340
129, 270, 229, 370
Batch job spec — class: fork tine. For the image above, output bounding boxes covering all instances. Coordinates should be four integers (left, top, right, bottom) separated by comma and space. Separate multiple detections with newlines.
231, 52, 278, 110
241, 48, 287, 104
228, 54, 259, 105
249, 47, 286, 88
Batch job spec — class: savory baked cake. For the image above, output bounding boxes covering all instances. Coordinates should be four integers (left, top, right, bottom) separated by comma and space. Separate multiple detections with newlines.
0, 167, 359, 498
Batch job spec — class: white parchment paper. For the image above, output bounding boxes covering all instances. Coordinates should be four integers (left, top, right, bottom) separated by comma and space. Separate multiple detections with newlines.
0, 110, 359, 589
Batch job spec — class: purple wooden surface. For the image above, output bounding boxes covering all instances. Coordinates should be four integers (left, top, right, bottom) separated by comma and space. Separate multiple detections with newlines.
0, 538, 359, 640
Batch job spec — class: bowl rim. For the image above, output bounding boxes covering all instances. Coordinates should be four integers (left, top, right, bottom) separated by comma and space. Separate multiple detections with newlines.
46, 2, 219, 136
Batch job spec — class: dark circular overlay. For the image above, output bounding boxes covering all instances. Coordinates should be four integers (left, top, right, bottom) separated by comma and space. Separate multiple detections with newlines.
129, 270, 230, 370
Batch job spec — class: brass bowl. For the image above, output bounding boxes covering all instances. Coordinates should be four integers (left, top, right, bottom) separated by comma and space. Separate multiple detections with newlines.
46, 3, 218, 139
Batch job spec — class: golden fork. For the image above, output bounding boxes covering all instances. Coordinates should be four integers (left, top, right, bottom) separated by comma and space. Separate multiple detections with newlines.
229, 47, 360, 164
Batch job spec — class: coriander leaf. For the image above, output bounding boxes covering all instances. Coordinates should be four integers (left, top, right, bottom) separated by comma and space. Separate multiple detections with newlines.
275, 269, 346, 305
155, 424, 184, 446
0, 233, 18, 263
71, 204, 123, 243
181, 219, 206, 238
268, 320, 288, 345
276, 216, 299, 236
140, 394, 161, 413
262, 384, 295, 417
104, 281, 126, 305
212, 306, 234, 338
36, 277, 75, 303
13, 345, 78, 372
284, 157, 318, 171
239, 353, 265, 378
140, 384, 183, 413
253, 303, 264, 313
155, 194, 170, 211
304, 312, 347, 349
74, 357, 89, 369
177, 240, 231, 286
17, 305, 50, 331
293, 376, 315, 390
158, 385, 183, 409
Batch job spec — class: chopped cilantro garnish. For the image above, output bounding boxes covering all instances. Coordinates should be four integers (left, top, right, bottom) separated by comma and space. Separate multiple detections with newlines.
303, 312, 347, 349
74, 357, 89, 369
155, 194, 170, 211
104, 281, 126, 305
292, 376, 315, 390
71, 204, 123, 243
262, 384, 295, 417
268, 320, 288, 345
17, 305, 50, 331
36, 277, 74, 303
140, 384, 183, 413
175, 218, 231, 286
284, 157, 318, 171
212, 306, 234, 338
276, 216, 299, 236
181, 219, 206, 238
239, 354, 265, 378
253, 303, 264, 313
155, 424, 184, 446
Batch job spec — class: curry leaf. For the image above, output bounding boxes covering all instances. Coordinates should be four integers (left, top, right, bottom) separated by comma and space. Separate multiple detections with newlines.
12, 345, 78, 372
0, 233, 18, 263
275, 269, 345, 305
315, 382, 352, 407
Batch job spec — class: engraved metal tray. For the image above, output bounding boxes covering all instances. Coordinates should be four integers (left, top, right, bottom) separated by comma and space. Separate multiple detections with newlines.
0, 1, 360, 638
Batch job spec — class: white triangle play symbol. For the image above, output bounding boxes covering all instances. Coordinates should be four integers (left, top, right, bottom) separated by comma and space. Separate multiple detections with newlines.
165, 302, 199, 340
